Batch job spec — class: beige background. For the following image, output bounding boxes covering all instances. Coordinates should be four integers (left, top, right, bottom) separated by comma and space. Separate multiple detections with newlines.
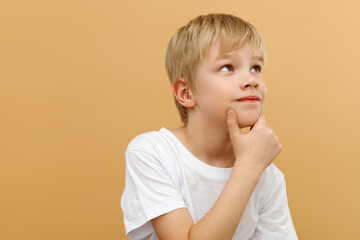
1, 0, 360, 239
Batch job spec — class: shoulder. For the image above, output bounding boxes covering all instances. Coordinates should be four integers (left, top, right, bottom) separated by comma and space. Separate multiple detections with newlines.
127, 129, 162, 150
121, 129, 188, 239
125, 128, 179, 168
262, 163, 286, 192
126, 128, 170, 154
263, 163, 285, 182
253, 165, 297, 239
255, 163, 286, 202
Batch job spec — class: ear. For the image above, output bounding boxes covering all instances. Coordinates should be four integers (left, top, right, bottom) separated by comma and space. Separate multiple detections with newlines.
172, 77, 196, 108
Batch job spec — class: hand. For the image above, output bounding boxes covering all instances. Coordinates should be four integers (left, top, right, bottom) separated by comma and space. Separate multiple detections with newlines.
226, 109, 282, 173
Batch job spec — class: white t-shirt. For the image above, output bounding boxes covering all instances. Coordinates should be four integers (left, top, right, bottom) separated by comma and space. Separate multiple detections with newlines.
121, 127, 298, 240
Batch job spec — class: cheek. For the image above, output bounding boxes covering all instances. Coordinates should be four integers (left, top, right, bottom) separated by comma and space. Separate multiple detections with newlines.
260, 83, 267, 100
198, 81, 229, 100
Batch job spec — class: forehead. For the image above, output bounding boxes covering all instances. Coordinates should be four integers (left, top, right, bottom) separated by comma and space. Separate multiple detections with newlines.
205, 40, 262, 63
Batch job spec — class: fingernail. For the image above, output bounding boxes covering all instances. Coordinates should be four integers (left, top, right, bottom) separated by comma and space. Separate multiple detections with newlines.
227, 110, 231, 117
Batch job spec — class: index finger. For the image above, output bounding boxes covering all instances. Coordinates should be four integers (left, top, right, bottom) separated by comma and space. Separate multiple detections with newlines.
227, 109, 241, 143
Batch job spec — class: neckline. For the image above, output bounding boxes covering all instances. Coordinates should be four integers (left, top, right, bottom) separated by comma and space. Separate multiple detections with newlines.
159, 127, 233, 172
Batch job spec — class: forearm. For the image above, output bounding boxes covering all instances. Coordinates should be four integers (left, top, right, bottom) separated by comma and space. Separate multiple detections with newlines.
188, 163, 263, 240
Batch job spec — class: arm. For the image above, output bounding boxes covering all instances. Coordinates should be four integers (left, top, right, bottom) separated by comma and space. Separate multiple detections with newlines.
151, 110, 282, 240
152, 164, 262, 240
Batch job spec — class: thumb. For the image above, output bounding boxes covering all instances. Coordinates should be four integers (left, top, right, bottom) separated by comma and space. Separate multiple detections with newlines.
251, 115, 266, 130
227, 109, 242, 144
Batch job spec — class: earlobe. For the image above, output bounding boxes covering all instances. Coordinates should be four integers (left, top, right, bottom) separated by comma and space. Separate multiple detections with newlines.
172, 78, 195, 108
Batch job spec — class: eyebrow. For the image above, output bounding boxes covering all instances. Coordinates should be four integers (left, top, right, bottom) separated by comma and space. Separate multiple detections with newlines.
214, 53, 233, 61
214, 53, 263, 63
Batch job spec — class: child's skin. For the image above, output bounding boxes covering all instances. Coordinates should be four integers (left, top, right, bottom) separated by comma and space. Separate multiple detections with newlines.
151, 40, 282, 239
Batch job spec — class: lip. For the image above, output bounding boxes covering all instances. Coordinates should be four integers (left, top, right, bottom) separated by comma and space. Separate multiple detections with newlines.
236, 95, 261, 101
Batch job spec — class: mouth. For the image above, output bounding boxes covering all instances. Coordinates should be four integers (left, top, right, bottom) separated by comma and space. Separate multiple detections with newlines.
236, 95, 261, 102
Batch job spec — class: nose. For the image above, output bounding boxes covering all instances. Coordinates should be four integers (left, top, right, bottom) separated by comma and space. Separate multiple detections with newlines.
240, 73, 258, 89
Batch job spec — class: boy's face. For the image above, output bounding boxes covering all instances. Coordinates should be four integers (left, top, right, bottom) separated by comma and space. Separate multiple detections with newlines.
192, 40, 267, 128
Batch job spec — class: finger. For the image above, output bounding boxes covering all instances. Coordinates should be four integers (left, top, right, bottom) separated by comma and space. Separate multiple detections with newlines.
227, 109, 241, 143
251, 115, 266, 130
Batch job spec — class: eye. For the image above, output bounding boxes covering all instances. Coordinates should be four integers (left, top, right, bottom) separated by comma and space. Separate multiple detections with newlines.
250, 65, 262, 73
220, 64, 234, 72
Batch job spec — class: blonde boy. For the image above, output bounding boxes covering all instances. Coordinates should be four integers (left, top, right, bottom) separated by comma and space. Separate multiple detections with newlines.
121, 13, 298, 240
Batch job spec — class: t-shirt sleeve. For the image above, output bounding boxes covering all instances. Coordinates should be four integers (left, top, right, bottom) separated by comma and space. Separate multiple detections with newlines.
121, 145, 186, 240
252, 167, 298, 240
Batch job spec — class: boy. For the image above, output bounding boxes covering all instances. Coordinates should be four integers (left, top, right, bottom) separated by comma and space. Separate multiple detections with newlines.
121, 13, 298, 240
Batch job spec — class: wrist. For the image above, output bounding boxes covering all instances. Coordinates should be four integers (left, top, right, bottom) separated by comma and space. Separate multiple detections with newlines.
233, 160, 264, 178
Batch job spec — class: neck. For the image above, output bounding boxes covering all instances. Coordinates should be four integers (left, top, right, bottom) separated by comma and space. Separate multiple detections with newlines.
172, 115, 235, 168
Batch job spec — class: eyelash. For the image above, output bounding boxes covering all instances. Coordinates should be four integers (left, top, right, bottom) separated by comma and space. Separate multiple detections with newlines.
220, 64, 262, 73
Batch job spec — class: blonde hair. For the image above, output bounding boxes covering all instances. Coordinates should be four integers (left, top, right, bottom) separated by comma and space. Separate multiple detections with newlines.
165, 13, 267, 125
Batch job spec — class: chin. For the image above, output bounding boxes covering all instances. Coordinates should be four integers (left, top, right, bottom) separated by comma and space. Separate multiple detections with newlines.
236, 113, 260, 128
